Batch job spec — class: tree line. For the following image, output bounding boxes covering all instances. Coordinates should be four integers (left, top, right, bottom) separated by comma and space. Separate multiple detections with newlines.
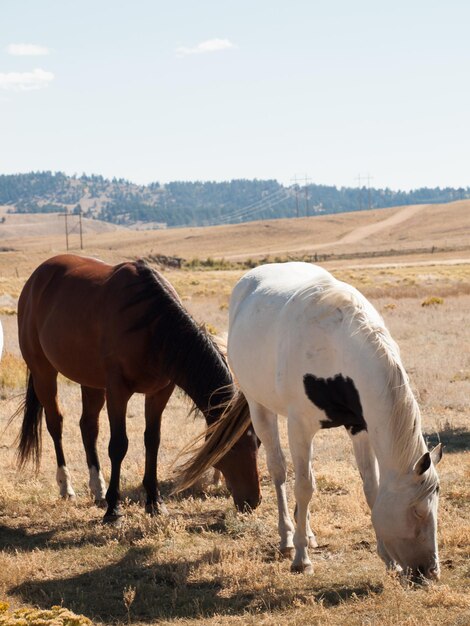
0, 171, 468, 228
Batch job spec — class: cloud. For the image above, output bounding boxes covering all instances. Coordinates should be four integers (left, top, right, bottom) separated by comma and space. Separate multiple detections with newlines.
176, 38, 235, 57
7, 43, 51, 56
0, 68, 55, 91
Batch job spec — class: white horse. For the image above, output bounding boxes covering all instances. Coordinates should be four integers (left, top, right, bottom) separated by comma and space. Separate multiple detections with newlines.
176, 262, 442, 583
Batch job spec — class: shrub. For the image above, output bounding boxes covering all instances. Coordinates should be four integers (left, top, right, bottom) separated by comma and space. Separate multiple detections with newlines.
421, 296, 444, 307
0, 602, 92, 625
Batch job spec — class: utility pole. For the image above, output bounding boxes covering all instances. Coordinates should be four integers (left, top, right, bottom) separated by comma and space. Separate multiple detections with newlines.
355, 174, 364, 211
59, 211, 70, 251
292, 174, 312, 216
59, 207, 84, 250
78, 206, 83, 250
290, 175, 300, 218
304, 173, 310, 217
366, 174, 373, 210
356, 174, 374, 211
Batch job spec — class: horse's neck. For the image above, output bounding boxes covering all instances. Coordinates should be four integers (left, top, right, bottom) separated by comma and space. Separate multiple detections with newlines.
360, 368, 426, 476
346, 326, 426, 476
173, 338, 232, 424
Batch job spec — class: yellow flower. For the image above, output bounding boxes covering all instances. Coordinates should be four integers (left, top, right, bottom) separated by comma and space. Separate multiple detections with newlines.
0, 602, 10, 614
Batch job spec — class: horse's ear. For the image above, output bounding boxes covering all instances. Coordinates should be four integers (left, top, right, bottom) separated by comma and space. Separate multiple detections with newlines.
413, 452, 431, 476
430, 443, 443, 466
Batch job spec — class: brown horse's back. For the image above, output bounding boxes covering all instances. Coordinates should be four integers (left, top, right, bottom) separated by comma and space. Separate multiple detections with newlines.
18, 254, 160, 392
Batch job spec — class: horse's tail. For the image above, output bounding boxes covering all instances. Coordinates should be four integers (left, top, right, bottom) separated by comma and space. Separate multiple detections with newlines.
172, 389, 251, 493
14, 371, 43, 470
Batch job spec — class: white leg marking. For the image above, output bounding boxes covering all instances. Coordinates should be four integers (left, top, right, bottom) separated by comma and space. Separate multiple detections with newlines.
89, 465, 107, 501
56, 465, 76, 499
212, 468, 222, 486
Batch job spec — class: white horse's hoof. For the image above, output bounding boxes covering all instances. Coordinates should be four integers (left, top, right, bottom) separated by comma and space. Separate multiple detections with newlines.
291, 561, 314, 574
308, 535, 318, 548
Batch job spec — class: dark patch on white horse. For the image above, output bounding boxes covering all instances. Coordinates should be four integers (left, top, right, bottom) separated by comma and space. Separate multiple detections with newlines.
303, 373, 366, 434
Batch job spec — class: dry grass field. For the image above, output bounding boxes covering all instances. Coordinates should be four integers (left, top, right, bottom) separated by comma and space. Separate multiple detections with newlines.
0, 203, 469, 625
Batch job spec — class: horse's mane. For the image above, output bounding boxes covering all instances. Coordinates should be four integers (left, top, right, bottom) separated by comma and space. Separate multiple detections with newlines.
317, 279, 430, 480
123, 260, 233, 417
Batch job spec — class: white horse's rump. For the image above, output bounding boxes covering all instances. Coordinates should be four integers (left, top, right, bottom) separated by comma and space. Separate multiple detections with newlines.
228, 262, 441, 580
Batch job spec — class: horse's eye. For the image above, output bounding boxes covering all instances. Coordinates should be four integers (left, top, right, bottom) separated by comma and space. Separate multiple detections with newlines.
413, 507, 424, 520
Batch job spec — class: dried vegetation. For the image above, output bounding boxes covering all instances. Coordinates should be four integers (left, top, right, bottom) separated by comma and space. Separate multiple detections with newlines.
0, 219, 469, 625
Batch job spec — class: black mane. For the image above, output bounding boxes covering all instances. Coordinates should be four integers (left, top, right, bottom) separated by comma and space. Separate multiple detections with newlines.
123, 260, 233, 420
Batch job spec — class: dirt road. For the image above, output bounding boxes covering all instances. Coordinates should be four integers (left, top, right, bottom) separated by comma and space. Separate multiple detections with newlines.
225, 203, 429, 260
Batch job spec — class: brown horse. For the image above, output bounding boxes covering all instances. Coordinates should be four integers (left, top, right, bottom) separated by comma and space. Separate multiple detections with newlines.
17, 254, 260, 521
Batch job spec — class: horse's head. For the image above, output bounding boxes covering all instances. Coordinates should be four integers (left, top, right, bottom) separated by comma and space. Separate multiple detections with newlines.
214, 426, 261, 512
371, 444, 442, 583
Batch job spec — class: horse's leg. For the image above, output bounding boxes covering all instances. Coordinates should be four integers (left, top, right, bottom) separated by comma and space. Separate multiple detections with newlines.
294, 499, 318, 548
347, 429, 379, 509
143, 383, 175, 516
32, 365, 75, 499
248, 400, 295, 558
347, 428, 398, 571
103, 383, 131, 522
288, 416, 316, 574
80, 386, 107, 506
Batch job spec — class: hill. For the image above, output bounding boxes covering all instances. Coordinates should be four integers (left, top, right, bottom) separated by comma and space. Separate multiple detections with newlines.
0, 171, 469, 228
1, 200, 469, 269
0, 207, 122, 242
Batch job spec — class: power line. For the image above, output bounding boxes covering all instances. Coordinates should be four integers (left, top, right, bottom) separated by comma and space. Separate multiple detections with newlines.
209, 188, 288, 223
205, 187, 291, 226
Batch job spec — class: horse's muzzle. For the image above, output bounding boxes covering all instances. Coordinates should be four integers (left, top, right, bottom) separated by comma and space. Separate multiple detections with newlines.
408, 564, 440, 585
234, 494, 262, 513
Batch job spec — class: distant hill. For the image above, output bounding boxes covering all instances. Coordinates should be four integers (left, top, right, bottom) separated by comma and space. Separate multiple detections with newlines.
0, 171, 468, 228
0, 209, 122, 241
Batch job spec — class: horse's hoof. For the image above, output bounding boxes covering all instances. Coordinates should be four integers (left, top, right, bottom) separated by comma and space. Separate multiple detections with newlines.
95, 498, 107, 509
291, 562, 314, 574
308, 535, 319, 549
103, 508, 124, 526
61, 493, 76, 501
103, 514, 123, 527
145, 502, 169, 516
279, 546, 295, 560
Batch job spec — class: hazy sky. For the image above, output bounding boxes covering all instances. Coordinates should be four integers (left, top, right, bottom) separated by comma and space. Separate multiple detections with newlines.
1, 1, 469, 189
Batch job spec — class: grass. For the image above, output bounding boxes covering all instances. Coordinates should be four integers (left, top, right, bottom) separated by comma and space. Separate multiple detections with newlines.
0, 251, 470, 624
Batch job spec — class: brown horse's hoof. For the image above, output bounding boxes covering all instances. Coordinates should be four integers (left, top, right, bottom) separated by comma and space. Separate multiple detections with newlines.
95, 498, 107, 509
279, 546, 295, 560
291, 562, 314, 574
145, 502, 169, 516
103, 507, 124, 526
103, 515, 123, 527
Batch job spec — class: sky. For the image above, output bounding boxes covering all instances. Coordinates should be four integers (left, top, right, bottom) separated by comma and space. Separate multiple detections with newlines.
1, 0, 469, 190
